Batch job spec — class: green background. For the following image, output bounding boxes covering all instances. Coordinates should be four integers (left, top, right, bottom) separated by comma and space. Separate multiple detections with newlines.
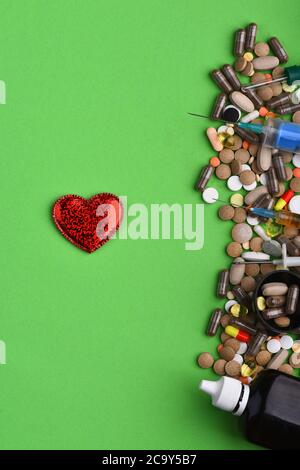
0, 0, 299, 450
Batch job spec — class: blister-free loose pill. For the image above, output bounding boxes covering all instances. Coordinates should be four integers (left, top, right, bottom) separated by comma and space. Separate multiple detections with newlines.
229, 258, 245, 286
268, 37, 288, 64
257, 296, 266, 311
239, 170, 255, 185
285, 284, 299, 315
244, 185, 268, 205
293, 111, 300, 124
225, 300, 237, 313
257, 86, 273, 102
213, 359, 227, 376
232, 223, 253, 243
237, 342, 248, 355
220, 314, 230, 328
256, 350, 271, 366
252, 56, 280, 70
266, 295, 286, 308
211, 93, 227, 120
225, 325, 250, 343
233, 207, 246, 223
243, 52, 254, 62
245, 23, 257, 52
227, 242, 243, 258
220, 346, 235, 361
206, 128, 223, 152
267, 339, 281, 354
280, 335, 294, 350
263, 307, 286, 320
222, 64, 241, 91
209, 156, 220, 168
227, 175, 243, 191
224, 338, 240, 353
229, 318, 257, 336
234, 29, 246, 57
211, 69, 233, 94
196, 165, 214, 192
219, 148, 234, 164
207, 308, 223, 336
292, 340, 300, 352
249, 237, 263, 252
230, 160, 242, 176
241, 276, 256, 293
218, 205, 234, 221
234, 56, 247, 72
245, 263, 260, 277
278, 363, 293, 375
225, 360, 241, 377
230, 91, 255, 113
235, 149, 250, 164
244, 182, 257, 192
221, 333, 231, 343
230, 193, 244, 207
267, 167, 279, 196
227, 291, 235, 300
217, 270, 229, 298
267, 349, 289, 370
254, 42, 270, 57
289, 195, 300, 214
240, 110, 260, 123
232, 135, 243, 151
247, 332, 268, 357
274, 316, 290, 328
202, 187, 219, 204
262, 282, 288, 296
216, 164, 231, 180
262, 240, 282, 257
260, 263, 275, 275
290, 178, 300, 193
197, 352, 214, 369
289, 352, 300, 368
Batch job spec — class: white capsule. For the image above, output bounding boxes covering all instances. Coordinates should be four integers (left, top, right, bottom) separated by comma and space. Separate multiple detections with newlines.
240, 110, 260, 123
254, 225, 271, 241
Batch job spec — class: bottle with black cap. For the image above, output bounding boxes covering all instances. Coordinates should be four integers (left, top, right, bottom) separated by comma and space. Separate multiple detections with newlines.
199, 369, 300, 449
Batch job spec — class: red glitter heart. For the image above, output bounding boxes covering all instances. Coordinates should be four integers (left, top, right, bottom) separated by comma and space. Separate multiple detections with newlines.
52, 193, 123, 253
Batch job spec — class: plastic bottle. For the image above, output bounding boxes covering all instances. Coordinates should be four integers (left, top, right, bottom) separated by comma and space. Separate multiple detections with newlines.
199, 369, 300, 449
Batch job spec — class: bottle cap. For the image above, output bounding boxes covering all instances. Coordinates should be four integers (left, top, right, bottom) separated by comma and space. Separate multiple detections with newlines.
199, 376, 250, 416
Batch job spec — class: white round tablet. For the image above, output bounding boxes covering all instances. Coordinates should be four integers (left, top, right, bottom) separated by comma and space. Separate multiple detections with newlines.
237, 342, 248, 355
289, 195, 300, 214
243, 181, 257, 191
246, 215, 259, 226
217, 125, 228, 134
233, 354, 243, 365
241, 164, 251, 171
202, 187, 219, 204
267, 338, 281, 354
225, 300, 237, 313
227, 175, 243, 191
292, 154, 300, 168
259, 173, 267, 185
242, 251, 270, 261
280, 335, 294, 350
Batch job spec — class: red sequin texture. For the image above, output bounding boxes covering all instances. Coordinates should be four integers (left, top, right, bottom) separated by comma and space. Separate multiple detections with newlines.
52, 193, 123, 253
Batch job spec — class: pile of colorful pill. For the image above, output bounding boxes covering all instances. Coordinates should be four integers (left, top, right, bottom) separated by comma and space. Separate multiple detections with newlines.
197, 23, 300, 380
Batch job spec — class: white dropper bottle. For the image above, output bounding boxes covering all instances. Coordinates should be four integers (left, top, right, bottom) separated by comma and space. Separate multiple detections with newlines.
199, 376, 250, 416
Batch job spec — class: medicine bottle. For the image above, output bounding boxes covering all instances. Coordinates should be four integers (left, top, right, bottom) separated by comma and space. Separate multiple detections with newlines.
200, 369, 300, 449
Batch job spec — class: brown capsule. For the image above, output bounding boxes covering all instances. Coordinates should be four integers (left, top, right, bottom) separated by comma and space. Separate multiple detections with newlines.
233, 125, 259, 144
286, 284, 299, 315
262, 307, 285, 320
268, 37, 289, 64
211, 70, 233, 94
228, 317, 257, 336
266, 295, 286, 308
234, 29, 246, 57
217, 270, 229, 298
211, 93, 227, 120
273, 155, 288, 182
222, 64, 241, 91
231, 285, 251, 309
253, 193, 273, 223
266, 167, 279, 196
244, 88, 264, 109
267, 93, 290, 110
196, 165, 214, 192
207, 308, 223, 336
247, 331, 268, 357
277, 103, 300, 115
245, 23, 257, 52
277, 235, 299, 257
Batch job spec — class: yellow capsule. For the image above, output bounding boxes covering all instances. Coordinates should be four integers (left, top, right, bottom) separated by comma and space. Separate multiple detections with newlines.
218, 132, 228, 144
241, 364, 253, 377
230, 303, 241, 317
243, 52, 254, 62
225, 325, 238, 338
257, 296, 266, 311
223, 136, 235, 149
274, 198, 286, 211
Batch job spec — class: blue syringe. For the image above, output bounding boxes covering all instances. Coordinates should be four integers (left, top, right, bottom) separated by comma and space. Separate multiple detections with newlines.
188, 113, 300, 153
250, 207, 300, 229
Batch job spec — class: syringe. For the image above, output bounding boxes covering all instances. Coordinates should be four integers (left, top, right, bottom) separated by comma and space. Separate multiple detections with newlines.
241, 65, 300, 92
250, 207, 300, 229
189, 113, 300, 153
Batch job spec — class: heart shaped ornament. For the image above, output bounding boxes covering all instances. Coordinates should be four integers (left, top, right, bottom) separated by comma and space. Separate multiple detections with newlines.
52, 193, 123, 253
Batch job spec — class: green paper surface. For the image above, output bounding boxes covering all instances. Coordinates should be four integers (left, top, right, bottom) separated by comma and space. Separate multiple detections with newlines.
0, 0, 299, 450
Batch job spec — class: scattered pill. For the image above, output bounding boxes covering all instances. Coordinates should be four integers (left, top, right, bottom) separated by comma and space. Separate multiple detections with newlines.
227, 175, 243, 191
202, 187, 219, 204
267, 349, 289, 370
213, 359, 227, 375
280, 335, 294, 350
267, 338, 281, 354
289, 195, 300, 214
207, 127, 223, 152
225, 300, 238, 313
220, 346, 236, 361
232, 223, 253, 243
256, 350, 271, 366
197, 352, 214, 369
278, 363, 293, 375
225, 360, 241, 377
